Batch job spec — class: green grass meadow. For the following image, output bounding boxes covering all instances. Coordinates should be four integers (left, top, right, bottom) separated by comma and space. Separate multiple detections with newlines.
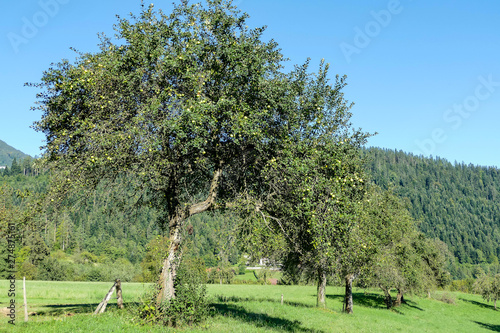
0, 279, 499, 332
232, 268, 281, 282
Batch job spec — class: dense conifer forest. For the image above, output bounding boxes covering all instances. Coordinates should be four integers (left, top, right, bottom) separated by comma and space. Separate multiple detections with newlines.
365, 148, 500, 278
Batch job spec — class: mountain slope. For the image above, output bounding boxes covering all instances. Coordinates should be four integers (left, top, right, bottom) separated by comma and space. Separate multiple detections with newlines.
366, 147, 500, 274
0, 139, 30, 166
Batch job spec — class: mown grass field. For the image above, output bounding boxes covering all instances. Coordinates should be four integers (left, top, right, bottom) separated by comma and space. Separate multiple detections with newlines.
0, 279, 498, 332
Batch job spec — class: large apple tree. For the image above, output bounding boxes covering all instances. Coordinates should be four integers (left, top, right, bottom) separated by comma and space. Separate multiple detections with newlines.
32, 0, 358, 303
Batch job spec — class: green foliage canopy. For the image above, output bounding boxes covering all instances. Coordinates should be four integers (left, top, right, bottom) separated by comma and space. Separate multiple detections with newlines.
31, 0, 357, 243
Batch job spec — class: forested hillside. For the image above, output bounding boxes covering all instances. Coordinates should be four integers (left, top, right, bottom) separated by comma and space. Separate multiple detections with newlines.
365, 148, 500, 278
0, 158, 240, 282
0, 139, 29, 166
3, 149, 500, 280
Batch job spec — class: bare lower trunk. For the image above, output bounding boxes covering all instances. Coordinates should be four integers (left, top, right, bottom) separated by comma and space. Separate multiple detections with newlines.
156, 222, 183, 305
155, 169, 222, 306
317, 270, 327, 308
380, 285, 392, 309
344, 274, 354, 314
494, 299, 497, 310
394, 289, 404, 307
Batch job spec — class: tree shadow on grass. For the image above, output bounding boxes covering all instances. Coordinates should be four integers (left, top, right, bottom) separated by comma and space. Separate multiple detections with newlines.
214, 295, 316, 309
326, 292, 386, 309
35, 302, 140, 316
460, 298, 497, 311
473, 321, 500, 332
212, 303, 324, 333
401, 299, 424, 312
326, 293, 424, 312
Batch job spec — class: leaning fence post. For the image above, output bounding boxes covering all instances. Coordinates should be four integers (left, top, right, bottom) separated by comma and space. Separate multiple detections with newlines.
94, 281, 118, 315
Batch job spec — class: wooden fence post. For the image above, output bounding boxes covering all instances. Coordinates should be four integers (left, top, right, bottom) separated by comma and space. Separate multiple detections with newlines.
116, 279, 124, 309
23, 277, 28, 322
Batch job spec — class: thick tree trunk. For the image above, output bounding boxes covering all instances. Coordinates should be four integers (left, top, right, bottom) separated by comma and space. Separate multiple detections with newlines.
344, 274, 354, 314
156, 169, 222, 305
394, 289, 404, 307
494, 299, 497, 310
317, 270, 327, 308
380, 285, 393, 309
156, 220, 183, 305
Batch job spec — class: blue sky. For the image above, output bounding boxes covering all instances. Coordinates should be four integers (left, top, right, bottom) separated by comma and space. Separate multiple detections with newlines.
1, 0, 500, 167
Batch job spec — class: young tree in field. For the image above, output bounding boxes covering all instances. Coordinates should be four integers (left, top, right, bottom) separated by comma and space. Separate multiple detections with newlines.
32, 0, 358, 304
474, 273, 500, 310
351, 189, 419, 309
365, 205, 450, 310
389, 235, 451, 307
332, 187, 421, 313
238, 122, 369, 308
335, 189, 386, 314
413, 236, 452, 297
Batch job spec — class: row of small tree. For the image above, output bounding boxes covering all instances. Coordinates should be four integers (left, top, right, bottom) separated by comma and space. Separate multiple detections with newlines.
237, 149, 451, 313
